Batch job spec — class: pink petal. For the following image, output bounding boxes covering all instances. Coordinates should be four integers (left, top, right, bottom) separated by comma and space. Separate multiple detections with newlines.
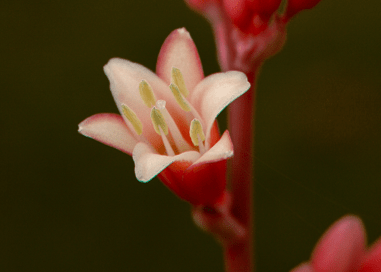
311, 215, 366, 272
192, 130, 233, 166
359, 237, 381, 272
189, 71, 250, 147
290, 263, 315, 272
104, 58, 189, 151
78, 113, 137, 155
132, 142, 201, 182
156, 28, 204, 92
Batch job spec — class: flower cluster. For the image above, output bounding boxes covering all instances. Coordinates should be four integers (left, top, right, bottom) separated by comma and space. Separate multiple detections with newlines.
185, 0, 322, 72
79, 28, 250, 206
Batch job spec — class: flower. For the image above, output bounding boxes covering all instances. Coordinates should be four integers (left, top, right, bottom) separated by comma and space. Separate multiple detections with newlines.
291, 215, 381, 272
78, 28, 250, 206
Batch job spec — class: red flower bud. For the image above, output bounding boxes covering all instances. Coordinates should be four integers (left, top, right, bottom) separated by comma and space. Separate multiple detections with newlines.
285, 0, 322, 19
222, 0, 252, 32
246, 0, 282, 19
184, 0, 220, 13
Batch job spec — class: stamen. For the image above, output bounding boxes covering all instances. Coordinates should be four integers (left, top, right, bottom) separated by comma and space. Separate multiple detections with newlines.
197, 134, 206, 155
156, 100, 193, 153
159, 127, 175, 156
168, 84, 204, 128
139, 80, 156, 108
150, 107, 168, 135
121, 104, 143, 135
171, 67, 189, 97
169, 84, 191, 112
190, 119, 205, 146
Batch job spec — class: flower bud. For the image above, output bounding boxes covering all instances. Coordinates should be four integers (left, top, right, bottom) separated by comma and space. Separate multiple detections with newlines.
184, 0, 220, 13
285, 0, 323, 19
247, 0, 282, 20
222, 0, 252, 32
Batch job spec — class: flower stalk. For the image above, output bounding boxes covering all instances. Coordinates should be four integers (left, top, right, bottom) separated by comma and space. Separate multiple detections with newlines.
226, 71, 257, 272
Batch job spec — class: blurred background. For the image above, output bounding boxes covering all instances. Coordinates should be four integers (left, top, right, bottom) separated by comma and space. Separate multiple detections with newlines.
1, 0, 380, 271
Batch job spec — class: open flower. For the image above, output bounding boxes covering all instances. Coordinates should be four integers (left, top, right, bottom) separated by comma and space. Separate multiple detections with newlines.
291, 215, 381, 272
78, 28, 250, 206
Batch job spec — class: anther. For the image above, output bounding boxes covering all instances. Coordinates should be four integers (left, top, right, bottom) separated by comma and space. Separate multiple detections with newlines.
150, 107, 168, 135
169, 84, 191, 112
121, 104, 143, 135
139, 80, 156, 108
190, 119, 205, 146
171, 67, 189, 97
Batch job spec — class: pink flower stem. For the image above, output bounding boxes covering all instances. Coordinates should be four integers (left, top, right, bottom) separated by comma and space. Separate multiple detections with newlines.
225, 71, 257, 272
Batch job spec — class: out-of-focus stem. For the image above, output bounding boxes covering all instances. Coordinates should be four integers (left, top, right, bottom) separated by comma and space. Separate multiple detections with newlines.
225, 71, 257, 272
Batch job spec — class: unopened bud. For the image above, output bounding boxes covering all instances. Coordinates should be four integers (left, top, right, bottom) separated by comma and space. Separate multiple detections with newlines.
222, 0, 252, 32
247, 0, 282, 19
184, 0, 216, 12
285, 0, 323, 19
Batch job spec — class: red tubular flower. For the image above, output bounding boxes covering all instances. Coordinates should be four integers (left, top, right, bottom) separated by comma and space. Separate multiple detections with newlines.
78, 28, 250, 206
285, 0, 323, 19
291, 215, 381, 272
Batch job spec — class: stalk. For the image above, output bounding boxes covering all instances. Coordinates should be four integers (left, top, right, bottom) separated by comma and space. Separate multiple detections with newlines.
225, 71, 257, 272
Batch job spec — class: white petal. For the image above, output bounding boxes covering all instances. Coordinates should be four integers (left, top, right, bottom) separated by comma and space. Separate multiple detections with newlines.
132, 142, 201, 182
192, 130, 233, 166
189, 71, 250, 147
156, 28, 204, 92
78, 113, 138, 155
104, 58, 188, 151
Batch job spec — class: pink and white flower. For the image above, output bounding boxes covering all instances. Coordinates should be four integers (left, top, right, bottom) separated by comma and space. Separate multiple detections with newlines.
78, 28, 250, 205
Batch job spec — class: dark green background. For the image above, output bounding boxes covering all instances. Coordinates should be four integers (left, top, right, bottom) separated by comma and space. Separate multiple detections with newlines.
1, 1, 380, 271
